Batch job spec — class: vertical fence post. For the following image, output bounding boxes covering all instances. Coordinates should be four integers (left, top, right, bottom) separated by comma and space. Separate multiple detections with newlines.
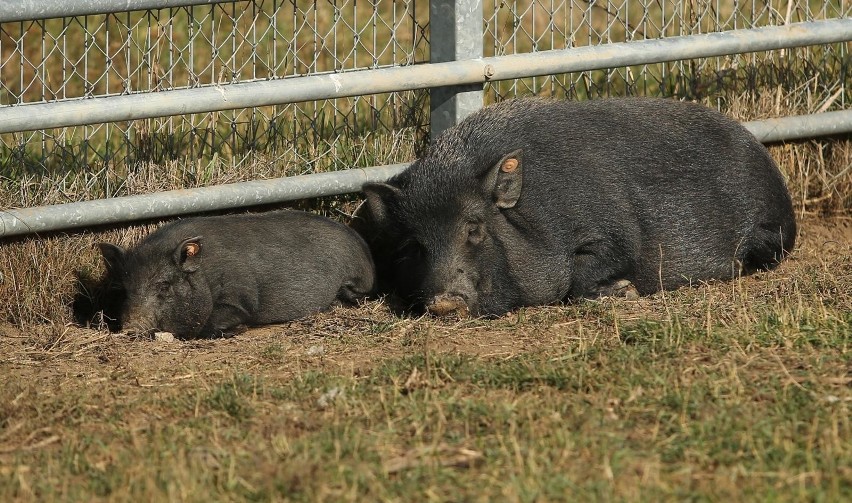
429, 0, 484, 140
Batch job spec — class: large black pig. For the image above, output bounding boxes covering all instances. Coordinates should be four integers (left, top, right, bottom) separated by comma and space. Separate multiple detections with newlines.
357, 98, 796, 316
98, 210, 375, 338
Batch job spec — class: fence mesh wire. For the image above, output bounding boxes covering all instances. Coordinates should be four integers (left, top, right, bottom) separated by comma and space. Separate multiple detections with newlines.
484, 1, 849, 112
0, 1, 431, 183
0, 0, 848, 189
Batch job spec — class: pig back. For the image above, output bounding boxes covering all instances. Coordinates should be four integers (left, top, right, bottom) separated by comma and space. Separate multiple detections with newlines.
157, 210, 375, 322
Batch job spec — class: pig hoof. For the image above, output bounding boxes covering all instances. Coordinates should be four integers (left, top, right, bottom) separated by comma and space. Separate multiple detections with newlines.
608, 279, 640, 300
426, 295, 470, 318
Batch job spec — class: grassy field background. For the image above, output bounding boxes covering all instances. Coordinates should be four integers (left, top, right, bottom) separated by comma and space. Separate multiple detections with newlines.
1, 0, 851, 500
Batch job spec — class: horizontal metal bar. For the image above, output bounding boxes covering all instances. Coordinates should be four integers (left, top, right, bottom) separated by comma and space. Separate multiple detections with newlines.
0, 0, 224, 22
3, 108, 851, 238
1, 19, 850, 134
742, 109, 852, 143
0, 164, 409, 238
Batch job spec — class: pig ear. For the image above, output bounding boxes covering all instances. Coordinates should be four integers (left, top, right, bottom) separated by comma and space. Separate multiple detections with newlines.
486, 149, 523, 209
97, 243, 126, 273
174, 236, 203, 273
361, 182, 401, 226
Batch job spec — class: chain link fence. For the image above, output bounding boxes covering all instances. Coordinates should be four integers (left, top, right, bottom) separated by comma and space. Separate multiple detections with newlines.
0, 1, 431, 179
0, 1, 849, 187
485, 1, 849, 109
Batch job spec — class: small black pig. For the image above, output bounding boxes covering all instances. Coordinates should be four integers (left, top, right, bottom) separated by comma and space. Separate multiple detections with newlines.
357, 98, 796, 316
98, 210, 375, 338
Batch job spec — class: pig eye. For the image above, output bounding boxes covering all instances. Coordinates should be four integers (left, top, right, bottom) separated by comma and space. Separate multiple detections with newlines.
395, 238, 423, 263
466, 221, 485, 245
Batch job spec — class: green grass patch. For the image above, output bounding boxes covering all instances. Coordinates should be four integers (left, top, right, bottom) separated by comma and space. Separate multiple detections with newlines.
2, 296, 848, 501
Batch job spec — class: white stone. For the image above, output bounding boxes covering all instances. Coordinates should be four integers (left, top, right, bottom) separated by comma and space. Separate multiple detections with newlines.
154, 331, 176, 342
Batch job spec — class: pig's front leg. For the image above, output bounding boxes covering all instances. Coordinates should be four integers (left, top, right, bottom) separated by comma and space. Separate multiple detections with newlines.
198, 301, 252, 338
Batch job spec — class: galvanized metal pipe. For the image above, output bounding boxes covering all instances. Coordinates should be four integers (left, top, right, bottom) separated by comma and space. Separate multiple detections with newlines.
1, 19, 851, 134
0, 0, 224, 22
743, 109, 852, 143
0, 164, 409, 238
3, 108, 851, 238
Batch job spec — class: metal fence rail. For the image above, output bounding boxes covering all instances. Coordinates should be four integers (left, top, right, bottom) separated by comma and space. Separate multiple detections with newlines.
3, 107, 852, 238
0, 1, 220, 23
2, 19, 851, 134
1, 0, 850, 238
0, 163, 411, 237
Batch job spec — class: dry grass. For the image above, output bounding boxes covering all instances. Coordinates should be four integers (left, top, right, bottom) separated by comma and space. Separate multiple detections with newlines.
0, 217, 849, 501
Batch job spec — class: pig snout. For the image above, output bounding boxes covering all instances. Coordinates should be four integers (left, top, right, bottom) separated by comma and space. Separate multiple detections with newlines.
122, 309, 157, 338
425, 294, 471, 318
